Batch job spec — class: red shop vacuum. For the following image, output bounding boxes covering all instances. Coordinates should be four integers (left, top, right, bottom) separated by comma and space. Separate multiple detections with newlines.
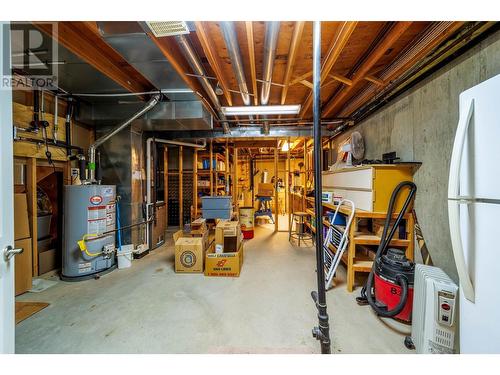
356, 181, 417, 323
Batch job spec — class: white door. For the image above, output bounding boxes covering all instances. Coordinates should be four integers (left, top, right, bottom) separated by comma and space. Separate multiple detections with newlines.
0, 21, 16, 354
449, 74, 500, 353
458, 201, 500, 353
458, 74, 500, 200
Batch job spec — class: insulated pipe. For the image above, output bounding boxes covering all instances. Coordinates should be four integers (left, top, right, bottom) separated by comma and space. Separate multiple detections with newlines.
145, 138, 207, 249
176, 35, 231, 134
260, 22, 280, 105
311, 21, 331, 355
220, 22, 252, 106
87, 94, 160, 182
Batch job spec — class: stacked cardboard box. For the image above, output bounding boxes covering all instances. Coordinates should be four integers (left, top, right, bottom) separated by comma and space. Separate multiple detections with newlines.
205, 220, 244, 277
214, 220, 241, 253
173, 220, 211, 273
190, 218, 207, 235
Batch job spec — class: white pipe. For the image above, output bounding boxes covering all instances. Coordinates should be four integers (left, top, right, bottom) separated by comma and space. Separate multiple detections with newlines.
145, 138, 206, 248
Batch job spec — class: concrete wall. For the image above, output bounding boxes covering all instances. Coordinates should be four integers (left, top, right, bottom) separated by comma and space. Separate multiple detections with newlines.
330, 30, 500, 281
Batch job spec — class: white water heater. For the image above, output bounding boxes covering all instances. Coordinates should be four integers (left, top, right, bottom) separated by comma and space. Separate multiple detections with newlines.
408, 264, 458, 353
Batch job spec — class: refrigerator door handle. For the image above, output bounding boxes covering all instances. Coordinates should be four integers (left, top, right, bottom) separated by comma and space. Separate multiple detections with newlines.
448, 97, 475, 302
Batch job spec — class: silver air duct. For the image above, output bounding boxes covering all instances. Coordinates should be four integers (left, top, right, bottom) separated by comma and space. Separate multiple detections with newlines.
260, 21, 280, 105
176, 35, 231, 134
220, 22, 251, 106
88, 94, 160, 182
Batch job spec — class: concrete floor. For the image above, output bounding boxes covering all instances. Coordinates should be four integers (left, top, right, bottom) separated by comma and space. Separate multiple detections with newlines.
16, 224, 411, 354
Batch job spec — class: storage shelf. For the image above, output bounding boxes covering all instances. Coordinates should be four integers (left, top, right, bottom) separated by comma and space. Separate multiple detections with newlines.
353, 233, 410, 246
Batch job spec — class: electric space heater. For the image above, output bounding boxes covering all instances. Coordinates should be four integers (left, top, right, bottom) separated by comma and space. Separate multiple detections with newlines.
407, 264, 458, 354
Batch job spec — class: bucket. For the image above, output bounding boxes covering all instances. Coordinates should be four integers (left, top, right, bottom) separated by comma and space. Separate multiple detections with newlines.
239, 206, 254, 239
117, 244, 134, 269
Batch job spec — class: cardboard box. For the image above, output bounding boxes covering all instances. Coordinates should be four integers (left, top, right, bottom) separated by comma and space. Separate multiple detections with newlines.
39, 248, 58, 275
205, 242, 244, 277
191, 218, 207, 235
216, 220, 240, 238
14, 238, 33, 296
173, 229, 211, 251
257, 183, 274, 197
14, 193, 30, 240
215, 220, 242, 253
175, 237, 205, 273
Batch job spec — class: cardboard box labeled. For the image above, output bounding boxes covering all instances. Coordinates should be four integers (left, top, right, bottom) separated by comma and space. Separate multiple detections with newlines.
205, 242, 244, 277
14, 238, 33, 295
175, 237, 205, 273
14, 193, 30, 240
257, 183, 274, 197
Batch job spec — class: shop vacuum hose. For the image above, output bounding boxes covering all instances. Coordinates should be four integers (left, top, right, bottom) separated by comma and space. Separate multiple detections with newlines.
356, 181, 417, 317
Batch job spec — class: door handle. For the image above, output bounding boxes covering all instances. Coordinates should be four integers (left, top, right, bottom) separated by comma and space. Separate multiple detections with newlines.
3, 245, 24, 262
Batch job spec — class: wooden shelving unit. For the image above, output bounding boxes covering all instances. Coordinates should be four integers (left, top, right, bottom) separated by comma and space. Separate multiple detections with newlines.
193, 141, 233, 218
305, 199, 415, 292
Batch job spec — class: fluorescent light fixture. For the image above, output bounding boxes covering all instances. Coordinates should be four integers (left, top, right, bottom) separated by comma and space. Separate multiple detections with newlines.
222, 104, 301, 116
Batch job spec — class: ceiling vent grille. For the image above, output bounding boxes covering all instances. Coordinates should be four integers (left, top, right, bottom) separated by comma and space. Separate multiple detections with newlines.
145, 21, 190, 37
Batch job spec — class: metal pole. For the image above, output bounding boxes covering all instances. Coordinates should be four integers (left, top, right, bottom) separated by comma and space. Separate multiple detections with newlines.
311, 20, 331, 354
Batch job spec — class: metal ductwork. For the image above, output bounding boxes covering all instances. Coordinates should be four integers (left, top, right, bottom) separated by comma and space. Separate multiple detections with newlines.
88, 94, 160, 182
176, 34, 231, 134
260, 22, 280, 105
220, 22, 251, 106
78, 100, 213, 131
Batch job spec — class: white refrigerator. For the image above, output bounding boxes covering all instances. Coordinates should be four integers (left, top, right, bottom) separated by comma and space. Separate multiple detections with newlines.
448, 74, 500, 353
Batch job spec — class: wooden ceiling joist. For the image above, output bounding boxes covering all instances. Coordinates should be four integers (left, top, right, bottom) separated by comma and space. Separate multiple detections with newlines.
299, 21, 358, 117
289, 71, 313, 86
34, 22, 155, 95
194, 21, 233, 106
322, 21, 413, 117
245, 21, 259, 105
329, 74, 353, 86
338, 22, 466, 118
280, 21, 306, 105
364, 75, 385, 86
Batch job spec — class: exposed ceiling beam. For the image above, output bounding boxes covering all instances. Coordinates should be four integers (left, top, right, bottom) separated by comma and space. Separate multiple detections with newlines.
281, 21, 305, 104
364, 75, 385, 86
338, 22, 468, 118
148, 33, 218, 118
329, 74, 353, 86
245, 21, 259, 105
299, 80, 313, 89
194, 21, 233, 106
299, 21, 358, 117
290, 71, 313, 86
34, 21, 155, 95
322, 21, 413, 117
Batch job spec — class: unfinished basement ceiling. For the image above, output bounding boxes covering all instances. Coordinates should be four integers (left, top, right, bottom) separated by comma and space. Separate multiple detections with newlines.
26, 21, 497, 134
